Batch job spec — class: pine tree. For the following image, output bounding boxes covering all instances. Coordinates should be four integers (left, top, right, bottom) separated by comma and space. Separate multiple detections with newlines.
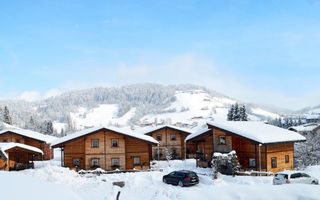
3, 106, 12, 125
239, 105, 248, 121
233, 103, 240, 121
227, 105, 235, 121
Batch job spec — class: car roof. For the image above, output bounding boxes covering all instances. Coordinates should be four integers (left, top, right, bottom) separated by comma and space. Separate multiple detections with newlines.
177, 170, 195, 173
276, 170, 306, 175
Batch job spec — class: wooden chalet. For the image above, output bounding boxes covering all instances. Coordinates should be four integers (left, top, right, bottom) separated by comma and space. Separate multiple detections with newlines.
186, 121, 306, 173
51, 127, 158, 171
143, 125, 192, 160
0, 142, 43, 171
0, 129, 55, 160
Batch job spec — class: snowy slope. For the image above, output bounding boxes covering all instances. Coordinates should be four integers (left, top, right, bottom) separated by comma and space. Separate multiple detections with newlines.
70, 104, 136, 129
139, 90, 276, 128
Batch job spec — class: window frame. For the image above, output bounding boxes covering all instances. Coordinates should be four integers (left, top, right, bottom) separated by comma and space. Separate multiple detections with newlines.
133, 156, 141, 165
219, 136, 226, 145
171, 134, 176, 141
73, 158, 80, 167
91, 158, 99, 167
156, 134, 162, 141
112, 158, 119, 167
271, 157, 277, 168
111, 138, 119, 147
285, 155, 289, 163
91, 139, 99, 148
249, 158, 256, 167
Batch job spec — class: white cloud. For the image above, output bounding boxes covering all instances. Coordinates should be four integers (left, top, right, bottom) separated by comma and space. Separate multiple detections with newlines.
19, 91, 41, 102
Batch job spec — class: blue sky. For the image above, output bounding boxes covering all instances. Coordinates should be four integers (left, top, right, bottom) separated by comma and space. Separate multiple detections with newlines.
0, 0, 320, 109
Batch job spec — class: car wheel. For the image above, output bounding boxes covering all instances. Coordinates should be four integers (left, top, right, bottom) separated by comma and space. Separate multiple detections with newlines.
178, 181, 184, 187
311, 181, 317, 185
163, 178, 167, 183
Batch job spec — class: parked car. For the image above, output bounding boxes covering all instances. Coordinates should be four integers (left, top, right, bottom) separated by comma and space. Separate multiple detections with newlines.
273, 171, 319, 185
163, 170, 199, 187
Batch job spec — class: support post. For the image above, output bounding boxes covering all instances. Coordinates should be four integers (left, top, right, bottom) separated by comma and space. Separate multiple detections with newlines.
259, 144, 262, 174
60, 147, 64, 167
157, 144, 160, 169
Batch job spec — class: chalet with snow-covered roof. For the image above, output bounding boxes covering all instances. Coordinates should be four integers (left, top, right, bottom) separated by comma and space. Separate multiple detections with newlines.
0, 142, 43, 171
289, 123, 320, 135
186, 121, 306, 173
0, 129, 55, 160
51, 127, 158, 171
143, 125, 192, 160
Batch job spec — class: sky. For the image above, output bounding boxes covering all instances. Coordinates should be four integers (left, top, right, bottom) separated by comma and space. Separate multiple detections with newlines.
0, 0, 320, 110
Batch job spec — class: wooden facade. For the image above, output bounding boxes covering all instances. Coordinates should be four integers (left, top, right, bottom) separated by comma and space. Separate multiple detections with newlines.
145, 126, 191, 160
186, 124, 299, 173
52, 128, 157, 171
0, 131, 53, 160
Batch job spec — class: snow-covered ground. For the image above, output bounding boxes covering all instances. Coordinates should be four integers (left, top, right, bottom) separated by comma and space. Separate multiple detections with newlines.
1, 152, 319, 200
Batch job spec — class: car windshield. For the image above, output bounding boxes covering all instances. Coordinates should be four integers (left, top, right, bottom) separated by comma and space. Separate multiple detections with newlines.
275, 174, 288, 179
187, 173, 197, 178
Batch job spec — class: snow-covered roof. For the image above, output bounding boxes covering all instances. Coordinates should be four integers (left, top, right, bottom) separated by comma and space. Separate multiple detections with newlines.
288, 123, 320, 132
0, 129, 56, 143
0, 142, 43, 159
207, 120, 306, 144
51, 126, 159, 147
142, 125, 193, 135
185, 127, 211, 141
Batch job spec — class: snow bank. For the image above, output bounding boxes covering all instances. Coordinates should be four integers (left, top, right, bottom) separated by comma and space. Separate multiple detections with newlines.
0, 171, 81, 200
17, 159, 320, 200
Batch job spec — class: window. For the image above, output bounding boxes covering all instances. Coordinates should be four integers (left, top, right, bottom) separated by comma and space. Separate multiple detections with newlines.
2, 139, 7, 142
91, 139, 99, 148
271, 157, 277, 168
290, 173, 301, 179
171, 134, 176, 141
112, 139, 119, 147
301, 173, 310, 178
219, 136, 226, 145
112, 158, 119, 167
285, 155, 289, 163
284, 155, 289, 163
156, 134, 162, 141
134, 157, 140, 165
73, 158, 80, 167
249, 158, 256, 167
92, 158, 99, 167
16, 139, 20, 143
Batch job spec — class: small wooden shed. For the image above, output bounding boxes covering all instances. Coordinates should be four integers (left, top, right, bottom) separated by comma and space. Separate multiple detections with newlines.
0, 143, 43, 171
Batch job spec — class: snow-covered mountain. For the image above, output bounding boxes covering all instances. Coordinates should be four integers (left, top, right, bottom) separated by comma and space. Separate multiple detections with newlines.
0, 83, 285, 134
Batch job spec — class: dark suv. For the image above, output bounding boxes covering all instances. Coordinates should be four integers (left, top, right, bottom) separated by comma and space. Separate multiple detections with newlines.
162, 170, 199, 187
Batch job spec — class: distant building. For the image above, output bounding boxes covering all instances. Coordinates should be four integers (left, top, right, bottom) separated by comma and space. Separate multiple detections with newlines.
144, 125, 192, 160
